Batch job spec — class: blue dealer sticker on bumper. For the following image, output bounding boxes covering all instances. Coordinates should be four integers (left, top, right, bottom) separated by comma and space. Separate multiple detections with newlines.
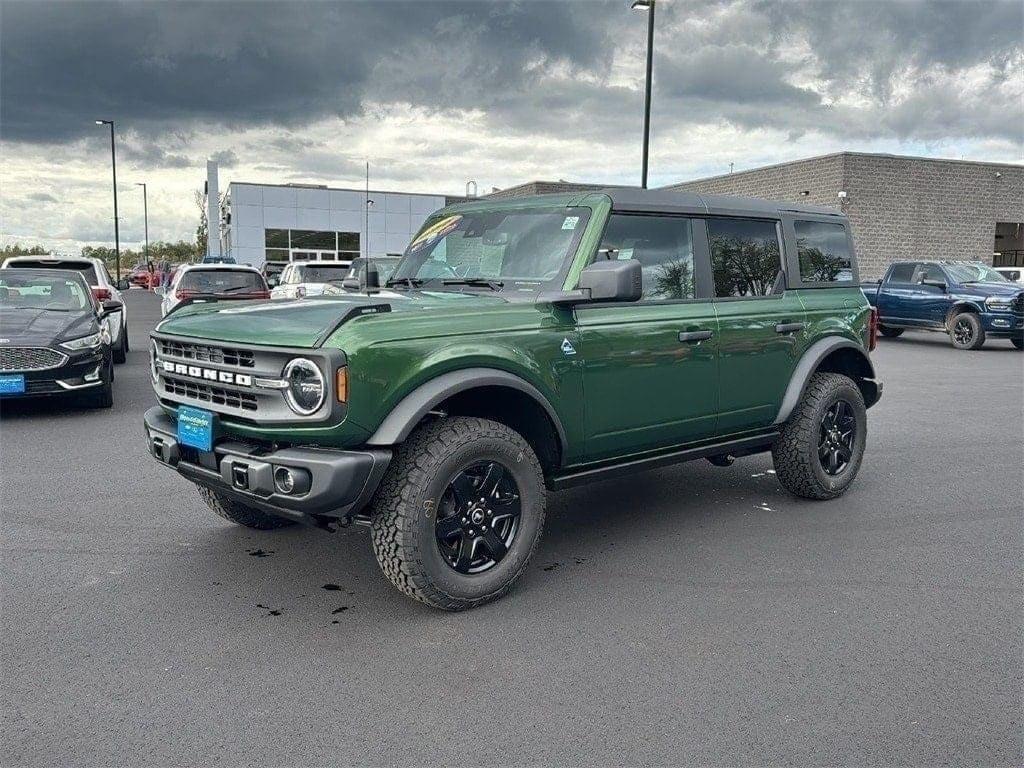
0, 374, 26, 395
177, 406, 214, 451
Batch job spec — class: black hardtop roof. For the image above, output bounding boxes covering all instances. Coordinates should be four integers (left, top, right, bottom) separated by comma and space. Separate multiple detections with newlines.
599, 187, 842, 218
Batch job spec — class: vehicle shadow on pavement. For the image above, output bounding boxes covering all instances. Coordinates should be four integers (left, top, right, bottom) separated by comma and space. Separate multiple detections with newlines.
155, 457, 802, 621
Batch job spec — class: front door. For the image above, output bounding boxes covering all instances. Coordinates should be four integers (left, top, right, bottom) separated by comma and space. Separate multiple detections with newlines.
911, 263, 952, 326
577, 214, 719, 460
707, 217, 807, 434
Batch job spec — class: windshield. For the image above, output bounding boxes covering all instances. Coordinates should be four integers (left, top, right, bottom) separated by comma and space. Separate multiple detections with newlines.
295, 264, 351, 283
944, 263, 1008, 284
179, 269, 266, 294
391, 207, 590, 292
0, 273, 91, 311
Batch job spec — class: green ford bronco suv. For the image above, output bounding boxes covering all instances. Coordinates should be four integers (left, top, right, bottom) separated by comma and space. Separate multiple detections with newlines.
144, 189, 881, 610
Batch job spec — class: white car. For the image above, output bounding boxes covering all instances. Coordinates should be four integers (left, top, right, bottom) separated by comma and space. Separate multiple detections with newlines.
270, 261, 354, 299
994, 266, 1023, 284
1, 254, 130, 363
161, 263, 270, 317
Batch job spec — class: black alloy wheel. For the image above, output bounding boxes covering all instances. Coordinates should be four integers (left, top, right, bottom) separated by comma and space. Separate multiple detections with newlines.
818, 399, 856, 476
435, 460, 521, 574
952, 316, 975, 347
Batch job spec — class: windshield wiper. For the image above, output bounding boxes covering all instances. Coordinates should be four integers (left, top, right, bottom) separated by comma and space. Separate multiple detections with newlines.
441, 278, 504, 291
219, 284, 261, 293
385, 277, 424, 290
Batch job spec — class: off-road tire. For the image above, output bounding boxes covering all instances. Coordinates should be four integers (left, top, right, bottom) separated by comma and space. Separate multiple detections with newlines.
197, 485, 294, 530
1011, 338, 1023, 350
949, 311, 985, 350
772, 372, 867, 500
878, 325, 904, 338
370, 416, 546, 611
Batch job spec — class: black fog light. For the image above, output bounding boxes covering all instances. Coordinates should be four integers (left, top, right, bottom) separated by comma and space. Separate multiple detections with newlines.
274, 466, 310, 495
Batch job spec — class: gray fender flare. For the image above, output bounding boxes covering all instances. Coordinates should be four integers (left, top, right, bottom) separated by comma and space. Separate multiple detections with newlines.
774, 338, 877, 425
366, 367, 568, 451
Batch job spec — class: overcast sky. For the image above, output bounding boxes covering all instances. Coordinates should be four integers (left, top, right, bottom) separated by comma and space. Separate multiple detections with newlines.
1, 0, 1021, 252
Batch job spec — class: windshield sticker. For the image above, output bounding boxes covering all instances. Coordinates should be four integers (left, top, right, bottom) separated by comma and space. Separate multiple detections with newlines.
617, 248, 634, 260
408, 215, 463, 253
561, 216, 580, 230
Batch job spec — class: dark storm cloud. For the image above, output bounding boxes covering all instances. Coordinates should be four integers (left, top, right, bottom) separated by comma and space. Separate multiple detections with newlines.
0, 0, 615, 143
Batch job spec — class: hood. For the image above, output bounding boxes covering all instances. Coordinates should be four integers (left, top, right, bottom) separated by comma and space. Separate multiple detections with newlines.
154, 291, 512, 347
0, 307, 97, 345
959, 281, 1024, 299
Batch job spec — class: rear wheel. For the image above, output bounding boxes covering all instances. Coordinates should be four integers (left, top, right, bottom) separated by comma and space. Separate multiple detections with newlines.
878, 324, 904, 338
370, 416, 546, 611
772, 372, 867, 500
197, 486, 294, 530
949, 312, 985, 350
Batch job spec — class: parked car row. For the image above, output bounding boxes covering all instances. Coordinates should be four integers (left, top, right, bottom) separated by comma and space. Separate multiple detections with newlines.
861, 261, 1024, 350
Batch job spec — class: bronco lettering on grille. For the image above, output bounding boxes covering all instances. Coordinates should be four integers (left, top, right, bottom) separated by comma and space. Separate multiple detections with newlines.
162, 361, 253, 387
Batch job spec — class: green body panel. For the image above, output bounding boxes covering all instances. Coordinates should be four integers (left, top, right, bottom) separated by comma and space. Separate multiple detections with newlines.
575, 301, 719, 459
713, 293, 808, 433
152, 195, 874, 470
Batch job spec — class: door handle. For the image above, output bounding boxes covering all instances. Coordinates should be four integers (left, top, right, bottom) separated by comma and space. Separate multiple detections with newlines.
678, 330, 713, 343
775, 322, 805, 334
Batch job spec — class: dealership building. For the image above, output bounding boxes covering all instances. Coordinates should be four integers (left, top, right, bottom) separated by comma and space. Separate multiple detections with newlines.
220, 181, 461, 266
668, 152, 1024, 279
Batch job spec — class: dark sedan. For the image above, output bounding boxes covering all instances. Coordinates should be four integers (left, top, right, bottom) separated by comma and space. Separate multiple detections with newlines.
0, 268, 120, 408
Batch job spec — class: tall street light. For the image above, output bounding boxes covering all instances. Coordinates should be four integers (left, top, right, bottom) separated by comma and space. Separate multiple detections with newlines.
135, 183, 149, 264
632, 0, 656, 189
95, 119, 121, 282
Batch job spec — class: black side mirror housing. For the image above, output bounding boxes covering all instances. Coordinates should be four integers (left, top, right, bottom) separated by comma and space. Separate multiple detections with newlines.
116, 278, 131, 290
100, 299, 124, 316
541, 259, 643, 306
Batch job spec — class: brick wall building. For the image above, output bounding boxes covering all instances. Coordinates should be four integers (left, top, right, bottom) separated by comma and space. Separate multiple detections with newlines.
668, 152, 1024, 279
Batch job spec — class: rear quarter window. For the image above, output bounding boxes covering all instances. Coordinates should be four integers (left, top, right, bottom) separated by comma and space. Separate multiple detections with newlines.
794, 221, 853, 284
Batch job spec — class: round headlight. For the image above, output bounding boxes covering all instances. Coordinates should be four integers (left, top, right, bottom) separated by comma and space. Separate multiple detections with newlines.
283, 358, 325, 415
149, 341, 159, 385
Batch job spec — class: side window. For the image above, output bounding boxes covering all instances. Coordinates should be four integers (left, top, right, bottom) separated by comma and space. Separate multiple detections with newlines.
595, 214, 695, 301
887, 263, 916, 283
917, 264, 946, 283
794, 220, 853, 283
708, 218, 782, 298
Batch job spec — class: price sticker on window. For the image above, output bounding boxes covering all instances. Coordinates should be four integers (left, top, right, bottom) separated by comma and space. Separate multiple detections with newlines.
562, 216, 580, 230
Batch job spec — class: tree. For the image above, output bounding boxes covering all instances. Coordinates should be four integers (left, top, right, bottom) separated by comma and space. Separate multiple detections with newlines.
194, 190, 208, 258
1, 243, 49, 258
652, 258, 694, 299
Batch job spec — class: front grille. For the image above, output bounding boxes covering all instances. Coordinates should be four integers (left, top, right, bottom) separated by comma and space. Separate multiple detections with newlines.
163, 378, 258, 411
0, 347, 68, 372
159, 340, 255, 368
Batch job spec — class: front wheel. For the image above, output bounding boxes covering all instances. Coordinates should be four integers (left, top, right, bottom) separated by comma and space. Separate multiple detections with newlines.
370, 417, 546, 611
878, 324, 904, 338
197, 486, 294, 530
949, 312, 985, 350
772, 372, 867, 500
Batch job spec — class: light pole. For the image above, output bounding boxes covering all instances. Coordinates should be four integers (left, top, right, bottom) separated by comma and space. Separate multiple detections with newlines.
631, 0, 656, 189
136, 183, 149, 289
95, 119, 121, 282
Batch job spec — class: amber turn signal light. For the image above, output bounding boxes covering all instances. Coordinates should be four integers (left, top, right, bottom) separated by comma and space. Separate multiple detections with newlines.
335, 366, 348, 403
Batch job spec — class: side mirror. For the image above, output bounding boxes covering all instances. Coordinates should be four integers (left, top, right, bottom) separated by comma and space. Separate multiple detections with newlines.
542, 259, 642, 306
101, 299, 124, 316
266, 275, 280, 287
116, 278, 131, 290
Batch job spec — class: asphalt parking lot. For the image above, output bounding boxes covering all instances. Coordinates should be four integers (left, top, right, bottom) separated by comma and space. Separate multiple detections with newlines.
1, 288, 1021, 767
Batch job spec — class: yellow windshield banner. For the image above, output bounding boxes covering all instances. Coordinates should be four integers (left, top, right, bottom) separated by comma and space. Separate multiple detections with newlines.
409, 215, 462, 252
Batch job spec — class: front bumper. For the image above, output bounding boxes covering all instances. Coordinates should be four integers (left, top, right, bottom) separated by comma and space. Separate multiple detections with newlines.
979, 311, 1024, 338
0, 349, 107, 398
143, 407, 390, 524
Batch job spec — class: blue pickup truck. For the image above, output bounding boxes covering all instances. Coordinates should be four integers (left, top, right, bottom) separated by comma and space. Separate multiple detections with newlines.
862, 261, 1024, 350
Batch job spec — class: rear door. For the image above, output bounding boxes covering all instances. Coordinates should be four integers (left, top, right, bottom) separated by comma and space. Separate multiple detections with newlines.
577, 213, 719, 460
709, 217, 807, 434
